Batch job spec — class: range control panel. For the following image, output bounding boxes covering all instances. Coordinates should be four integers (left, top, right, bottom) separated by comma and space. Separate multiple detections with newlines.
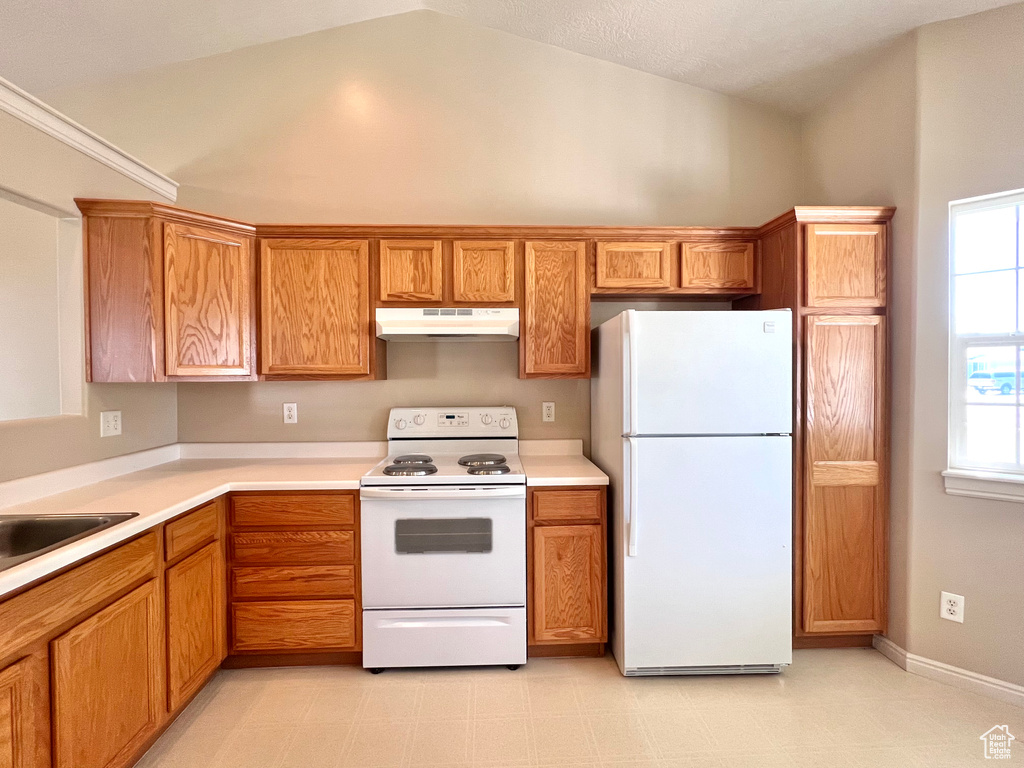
387, 407, 518, 439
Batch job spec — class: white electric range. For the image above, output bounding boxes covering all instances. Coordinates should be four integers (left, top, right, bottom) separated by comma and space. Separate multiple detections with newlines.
359, 407, 527, 672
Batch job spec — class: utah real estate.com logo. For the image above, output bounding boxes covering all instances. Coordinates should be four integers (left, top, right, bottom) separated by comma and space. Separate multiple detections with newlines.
980, 725, 1016, 760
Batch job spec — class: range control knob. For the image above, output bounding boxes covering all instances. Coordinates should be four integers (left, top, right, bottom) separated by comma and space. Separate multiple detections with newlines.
394, 418, 407, 430
499, 417, 511, 430
481, 414, 493, 425
412, 414, 425, 426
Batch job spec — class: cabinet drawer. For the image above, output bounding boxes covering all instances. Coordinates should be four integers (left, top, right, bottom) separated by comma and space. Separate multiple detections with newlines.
165, 502, 219, 562
230, 494, 355, 529
231, 565, 356, 599
230, 531, 354, 565
232, 600, 356, 651
532, 489, 604, 524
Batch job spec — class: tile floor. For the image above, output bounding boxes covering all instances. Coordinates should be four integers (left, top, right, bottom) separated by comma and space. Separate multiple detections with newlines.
136, 649, 1024, 767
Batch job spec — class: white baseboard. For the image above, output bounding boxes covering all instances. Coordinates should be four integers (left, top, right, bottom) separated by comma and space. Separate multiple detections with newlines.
0, 444, 181, 510
873, 635, 1024, 708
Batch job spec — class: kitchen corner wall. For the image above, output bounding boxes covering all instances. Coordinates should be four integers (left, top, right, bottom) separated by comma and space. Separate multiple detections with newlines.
44, 9, 801, 449
803, 3, 1024, 688
0, 108, 178, 484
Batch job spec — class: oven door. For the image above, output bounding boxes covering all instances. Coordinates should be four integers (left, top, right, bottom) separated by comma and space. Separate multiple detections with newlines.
360, 485, 526, 609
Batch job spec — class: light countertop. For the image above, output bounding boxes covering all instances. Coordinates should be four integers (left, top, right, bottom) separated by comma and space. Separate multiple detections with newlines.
0, 448, 607, 598
521, 454, 609, 487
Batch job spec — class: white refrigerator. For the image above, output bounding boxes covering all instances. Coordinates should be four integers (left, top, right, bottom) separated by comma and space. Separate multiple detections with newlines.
591, 310, 793, 676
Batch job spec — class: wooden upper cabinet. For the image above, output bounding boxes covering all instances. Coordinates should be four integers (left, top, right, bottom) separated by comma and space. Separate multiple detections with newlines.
0, 652, 49, 768
51, 580, 164, 768
680, 241, 756, 290
164, 222, 254, 376
532, 525, 605, 643
379, 240, 443, 302
522, 241, 589, 378
453, 241, 516, 303
595, 242, 672, 289
804, 223, 886, 307
260, 239, 371, 376
803, 315, 886, 635
166, 543, 225, 711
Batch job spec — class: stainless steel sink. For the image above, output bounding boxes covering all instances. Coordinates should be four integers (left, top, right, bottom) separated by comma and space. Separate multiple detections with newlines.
0, 513, 139, 573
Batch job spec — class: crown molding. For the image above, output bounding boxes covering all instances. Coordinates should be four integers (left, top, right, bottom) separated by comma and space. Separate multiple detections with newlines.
0, 76, 178, 202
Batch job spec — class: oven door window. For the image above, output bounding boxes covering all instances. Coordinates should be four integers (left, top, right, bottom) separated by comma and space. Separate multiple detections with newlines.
395, 518, 493, 554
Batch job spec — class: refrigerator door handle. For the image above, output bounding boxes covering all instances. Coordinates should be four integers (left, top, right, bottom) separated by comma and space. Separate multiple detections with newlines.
624, 310, 639, 435
627, 436, 639, 557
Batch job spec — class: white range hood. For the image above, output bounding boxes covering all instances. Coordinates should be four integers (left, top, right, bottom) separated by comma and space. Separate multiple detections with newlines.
375, 308, 519, 341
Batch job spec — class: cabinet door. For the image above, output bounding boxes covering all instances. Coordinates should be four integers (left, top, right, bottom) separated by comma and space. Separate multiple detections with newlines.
595, 242, 672, 289
52, 580, 164, 768
164, 222, 254, 376
680, 241, 756, 290
0, 652, 49, 768
260, 239, 371, 376
379, 240, 443, 302
803, 315, 886, 634
532, 525, 605, 643
167, 543, 224, 711
453, 241, 515, 302
522, 241, 589, 377
805, 224, 886, 307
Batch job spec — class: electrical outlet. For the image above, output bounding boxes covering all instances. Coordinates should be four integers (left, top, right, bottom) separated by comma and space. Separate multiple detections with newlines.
100, 410, 122, 437
542, 402, 555, 422
940, 591, 965, 623
283, 403, 298, 424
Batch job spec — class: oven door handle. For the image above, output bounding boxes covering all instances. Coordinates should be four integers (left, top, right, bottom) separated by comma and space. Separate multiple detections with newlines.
360, 486, 527, 501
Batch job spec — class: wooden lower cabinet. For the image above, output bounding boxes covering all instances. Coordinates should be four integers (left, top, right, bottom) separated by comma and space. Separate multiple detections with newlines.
528, 487, 607, 652
227, 492, 361, 655
533, 526, 604, 643
232, 600, 356, 651
166, 543, 225, 710
0, 651, 49, 768
51, 580, 164, 768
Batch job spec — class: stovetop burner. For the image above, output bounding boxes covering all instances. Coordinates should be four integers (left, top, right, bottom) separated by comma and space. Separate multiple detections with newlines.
392, 454, 433, 465
458, 453, 508, 467
383, 464, 438, 476
466, 465, 511, 475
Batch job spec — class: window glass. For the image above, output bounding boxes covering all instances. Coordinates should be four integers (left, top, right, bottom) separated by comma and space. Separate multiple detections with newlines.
953, 206, 1018, 274
950, 198, 1024, 473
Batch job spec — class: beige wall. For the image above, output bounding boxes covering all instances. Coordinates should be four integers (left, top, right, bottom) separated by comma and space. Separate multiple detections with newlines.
47, 10, 801, 449
801, 35, 919, 650
803, 4, 1024, 686
47, 11, 801, 229
909, 5, 1024, 686
0, 111, 178, 483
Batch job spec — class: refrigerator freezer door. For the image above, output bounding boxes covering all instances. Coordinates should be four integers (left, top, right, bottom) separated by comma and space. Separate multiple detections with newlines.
618, 435, 792, 673
625, 310, 792, 436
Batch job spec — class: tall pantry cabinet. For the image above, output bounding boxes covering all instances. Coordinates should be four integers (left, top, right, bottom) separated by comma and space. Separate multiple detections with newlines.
739, 207, 893, 645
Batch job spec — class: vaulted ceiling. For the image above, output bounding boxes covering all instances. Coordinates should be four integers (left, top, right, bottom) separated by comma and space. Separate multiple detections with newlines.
0, 0, 1017, 112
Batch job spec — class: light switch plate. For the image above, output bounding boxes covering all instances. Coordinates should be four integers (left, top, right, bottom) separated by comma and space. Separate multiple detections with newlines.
100, 411, 122, 437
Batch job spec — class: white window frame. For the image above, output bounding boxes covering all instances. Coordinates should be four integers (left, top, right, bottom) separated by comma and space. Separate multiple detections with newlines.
944, 187, 1024, 501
